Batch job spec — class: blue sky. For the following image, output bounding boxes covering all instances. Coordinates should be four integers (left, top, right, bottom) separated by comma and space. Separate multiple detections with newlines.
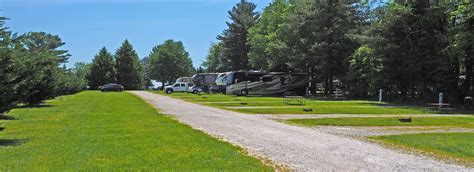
0, 0, 272, 68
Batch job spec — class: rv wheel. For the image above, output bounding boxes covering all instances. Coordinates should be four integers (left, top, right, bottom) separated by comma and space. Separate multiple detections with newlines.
166, 89, 173, 94
240, 90, 248, 96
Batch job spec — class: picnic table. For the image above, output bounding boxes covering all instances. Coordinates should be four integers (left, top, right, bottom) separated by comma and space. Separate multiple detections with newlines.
283, 96, 305, 105
426, 103, 453, 114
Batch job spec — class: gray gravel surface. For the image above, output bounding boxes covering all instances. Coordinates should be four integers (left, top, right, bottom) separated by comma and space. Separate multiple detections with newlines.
131, 91, 472, 171
314, 126, 474, 137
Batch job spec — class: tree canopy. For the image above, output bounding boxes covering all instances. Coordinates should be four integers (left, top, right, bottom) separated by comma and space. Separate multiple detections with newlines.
147, 39, 194, 85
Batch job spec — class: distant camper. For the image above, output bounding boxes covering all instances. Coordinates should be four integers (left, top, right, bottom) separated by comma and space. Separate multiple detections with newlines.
176, 77, 192, 84
192, 73, 221, 93
216, 71, 307, 96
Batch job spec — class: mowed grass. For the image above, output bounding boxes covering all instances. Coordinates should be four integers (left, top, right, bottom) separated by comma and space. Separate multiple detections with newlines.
372, 133, 474, 166
153, 91, 429, 114
0, 91, 272, 171
285, 117, 474, 128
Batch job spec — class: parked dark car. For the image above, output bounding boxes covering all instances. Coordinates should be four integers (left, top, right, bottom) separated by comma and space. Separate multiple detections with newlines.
99, 83, 124, 92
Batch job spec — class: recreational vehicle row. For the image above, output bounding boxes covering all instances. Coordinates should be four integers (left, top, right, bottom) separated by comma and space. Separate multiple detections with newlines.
166, 71, 308, 96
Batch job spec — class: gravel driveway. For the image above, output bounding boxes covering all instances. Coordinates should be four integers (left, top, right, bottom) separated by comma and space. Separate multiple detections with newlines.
131, 91, 471, 171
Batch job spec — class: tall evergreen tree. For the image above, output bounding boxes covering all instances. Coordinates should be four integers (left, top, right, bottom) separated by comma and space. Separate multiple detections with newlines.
369, 2, 450, 100
285, 0, 361, 93
87, 47, 116, 89
248, 0, 290, 71
148, 39, 194, 87
218, 0, 259, 71
0, 16, 20, 114
18, 32, 70, 105
115, 40, 143, 90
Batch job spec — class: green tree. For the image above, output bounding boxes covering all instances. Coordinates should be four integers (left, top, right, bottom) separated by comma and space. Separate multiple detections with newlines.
115, 40, 143, 90
202, 42, 227, 72
248, 0, 290, 71
369, 2, 451, 101
148, 39, 194, 87
196, 66, 205, 73
18, 32, 70, 105
218, 0, 259, 71
0, 16, 20, 114
449, 2, 473, 103
141, 56, 153, 89
346, 46, 381, 98
22, 32, 70, 63
73, 62, 91, 90
284, 0, 361, 93
87, 47, 116, 89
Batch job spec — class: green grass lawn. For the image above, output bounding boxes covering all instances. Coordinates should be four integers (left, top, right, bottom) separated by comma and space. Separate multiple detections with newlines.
152, 91, 430, 114
285, 117, 474, 128
0, 91, 272, 171
372, 133, 474, 166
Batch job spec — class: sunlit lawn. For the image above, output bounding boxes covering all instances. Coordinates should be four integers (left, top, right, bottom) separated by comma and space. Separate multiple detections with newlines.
285, 117, 474, 128
0, 91, 272, 171
372, 133, 474, 166
152, 91, 430, 114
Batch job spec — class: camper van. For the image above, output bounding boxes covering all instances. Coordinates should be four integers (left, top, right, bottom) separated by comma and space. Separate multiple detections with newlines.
216, 71, 308, 96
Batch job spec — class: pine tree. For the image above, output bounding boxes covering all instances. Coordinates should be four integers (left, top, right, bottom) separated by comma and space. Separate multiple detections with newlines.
0, 16, 19, 113
115, 40, 143, 90
218, 0, 259, 71
285, 0, 361, 93
87, 47, 116, 89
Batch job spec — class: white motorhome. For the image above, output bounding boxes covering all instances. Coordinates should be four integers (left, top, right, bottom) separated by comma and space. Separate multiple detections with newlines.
216, 71, 308, 96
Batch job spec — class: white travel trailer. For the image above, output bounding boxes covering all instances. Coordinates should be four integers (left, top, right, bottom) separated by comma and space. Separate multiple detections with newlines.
216, 71, 308, 96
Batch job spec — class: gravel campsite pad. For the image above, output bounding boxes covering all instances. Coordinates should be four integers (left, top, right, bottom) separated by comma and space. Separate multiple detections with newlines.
131, 91, 471, 171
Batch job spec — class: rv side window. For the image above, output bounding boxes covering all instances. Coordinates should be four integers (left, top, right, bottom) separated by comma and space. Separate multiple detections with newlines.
262, 77, 272, 82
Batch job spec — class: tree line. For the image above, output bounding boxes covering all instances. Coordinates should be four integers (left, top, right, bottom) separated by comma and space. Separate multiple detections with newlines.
202, 0, 473, 105
1, 14, 195, 114
88, 39, 195, 90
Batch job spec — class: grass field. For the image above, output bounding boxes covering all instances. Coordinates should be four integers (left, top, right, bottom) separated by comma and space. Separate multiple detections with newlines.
153, 91, 430, 114
372, 133, 474, 166
0, 91, 272, 171
285, 117, 474, 128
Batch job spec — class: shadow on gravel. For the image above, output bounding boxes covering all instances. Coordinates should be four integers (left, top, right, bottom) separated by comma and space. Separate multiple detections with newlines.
0, 139, 26, 147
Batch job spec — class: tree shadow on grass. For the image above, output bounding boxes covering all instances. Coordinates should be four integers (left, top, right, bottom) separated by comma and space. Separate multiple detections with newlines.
0, 115, 16, 120
0, 139, 26, 147
0, 127, 4, 131
14, 104, 54, 109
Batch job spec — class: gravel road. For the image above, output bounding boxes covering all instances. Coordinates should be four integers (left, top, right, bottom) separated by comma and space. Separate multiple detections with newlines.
131, 91, 471, 171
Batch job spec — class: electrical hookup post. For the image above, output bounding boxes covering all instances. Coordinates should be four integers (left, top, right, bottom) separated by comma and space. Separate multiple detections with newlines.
439, 92, 444, 108
379, 89, 383, 102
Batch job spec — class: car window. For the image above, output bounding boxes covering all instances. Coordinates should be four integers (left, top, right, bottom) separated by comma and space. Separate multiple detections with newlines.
173, 84, 179, 87
180, 84, 185, 87
188, 84, 194, 87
